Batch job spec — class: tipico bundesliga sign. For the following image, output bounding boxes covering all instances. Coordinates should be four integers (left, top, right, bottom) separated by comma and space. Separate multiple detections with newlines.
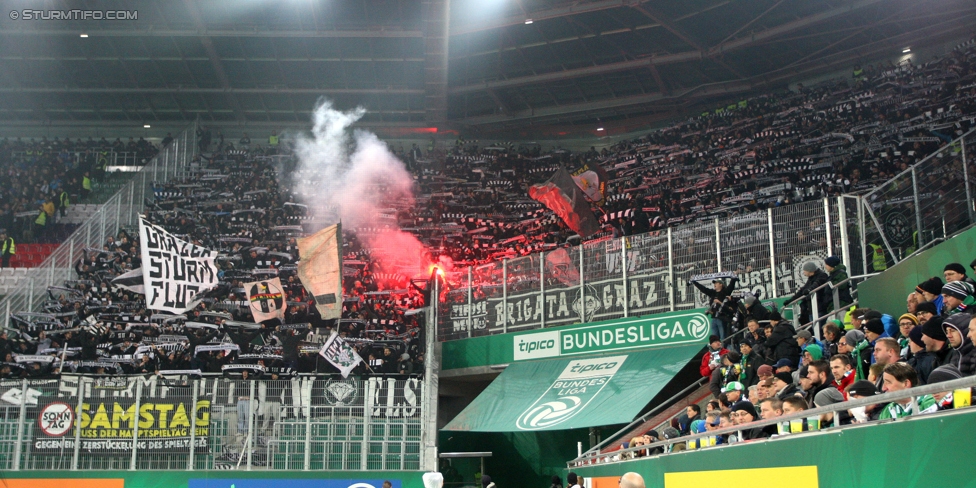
513, 311, 710, 361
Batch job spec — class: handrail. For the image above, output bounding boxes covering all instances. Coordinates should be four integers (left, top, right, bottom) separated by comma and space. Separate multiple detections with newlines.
568, 374, 976, 467
580, 377, 708, 457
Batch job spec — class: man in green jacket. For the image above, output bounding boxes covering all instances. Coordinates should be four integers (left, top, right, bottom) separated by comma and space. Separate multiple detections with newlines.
824, 256, 853, 309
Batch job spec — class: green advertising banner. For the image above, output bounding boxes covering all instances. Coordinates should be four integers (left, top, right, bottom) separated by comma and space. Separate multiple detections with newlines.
570, 409, 976, 488
443, 309, 711, 371
0, 471, 426, 488
443, 343, 702, 432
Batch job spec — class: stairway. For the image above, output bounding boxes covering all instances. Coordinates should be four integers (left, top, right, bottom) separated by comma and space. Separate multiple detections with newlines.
0, 267, 33, 296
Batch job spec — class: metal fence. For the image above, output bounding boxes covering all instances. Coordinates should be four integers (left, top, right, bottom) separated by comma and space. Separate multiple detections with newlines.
1, 123, 196, 326
437, 128, 976, 340
0, 374, 431, 472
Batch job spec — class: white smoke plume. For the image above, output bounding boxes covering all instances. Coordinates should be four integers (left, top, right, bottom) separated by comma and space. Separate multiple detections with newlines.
289, 99, 431, 278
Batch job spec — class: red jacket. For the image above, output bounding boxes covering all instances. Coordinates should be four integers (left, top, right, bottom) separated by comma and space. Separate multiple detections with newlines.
836, 370, 856, 399
700, 347, 728, 377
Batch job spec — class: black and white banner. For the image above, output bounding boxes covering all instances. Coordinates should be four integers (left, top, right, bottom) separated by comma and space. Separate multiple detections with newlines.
139, 217, 219, 313
319, 332, 363, 379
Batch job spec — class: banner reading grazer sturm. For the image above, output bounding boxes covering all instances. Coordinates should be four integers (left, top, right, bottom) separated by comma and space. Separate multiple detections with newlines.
245, 277, 286, 322
139, 217, 219, 313
297, 223, 343, 320
32, 376, 210, 454
319, 332, 363, 378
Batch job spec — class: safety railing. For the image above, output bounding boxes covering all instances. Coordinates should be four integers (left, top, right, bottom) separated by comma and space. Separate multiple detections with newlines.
0, 374, 431, 472
568, 374, 976, 467
437, 129, 976, 341
0, 122, 196, 325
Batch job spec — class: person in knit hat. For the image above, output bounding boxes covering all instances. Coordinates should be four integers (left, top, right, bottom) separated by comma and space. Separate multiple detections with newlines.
863, 318, 888, 343
802, 344, 823, 366
897, 314, 919, 352
943, 263, 975, 286
941, 313, 975, 376
906, 326, 937, 384
844, 329, 872, 380
915, 277, 945, 314
941, 281, 974, 317
824, 256, 853, 307
928, 364, 965, 410
914, 301, 938, 325
788, 261, 830, 325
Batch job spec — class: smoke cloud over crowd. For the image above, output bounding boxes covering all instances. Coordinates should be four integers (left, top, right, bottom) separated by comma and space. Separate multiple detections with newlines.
289, 99, 434, 279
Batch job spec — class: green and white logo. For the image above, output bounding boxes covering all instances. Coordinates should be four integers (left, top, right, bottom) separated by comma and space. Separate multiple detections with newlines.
511, 311, 710, 361
516, 355, 626, 430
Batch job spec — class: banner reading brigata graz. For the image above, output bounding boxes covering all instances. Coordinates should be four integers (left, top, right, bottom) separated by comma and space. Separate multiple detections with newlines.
33, 376, 210, 454
511, 311, 710, 361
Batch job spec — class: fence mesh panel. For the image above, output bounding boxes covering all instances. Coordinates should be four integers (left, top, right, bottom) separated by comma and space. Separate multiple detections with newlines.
721, 212, 776, 302
626, 232, 671, 316
771, 200, 829, 301
671, 221, 718, 311
582, 238, 625, 323
503, 254, 543, 332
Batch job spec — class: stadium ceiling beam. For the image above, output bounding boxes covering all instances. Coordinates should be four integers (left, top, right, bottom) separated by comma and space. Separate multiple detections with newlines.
450, 0, 885, 95
451, 0, 646, 36
0, 87, 425, 95
0, 28, 423, 38
457, 14, 969, 128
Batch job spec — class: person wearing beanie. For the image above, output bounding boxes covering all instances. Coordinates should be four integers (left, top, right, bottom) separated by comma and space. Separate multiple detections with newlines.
661, 427, 686, 452
765, 310, 801, 368
701, 335, 729, 377
847, 379, 882, 422
550, 475, 563, 488
788, 261, 830, 325
943, 263, 975, 286
481, 474, 495, 488
803, 344, 823, 365
942, 313, 976, 376
738, 339, 762, 387
824, 256, 853, 307
773, 371, 798, 400
814, 387, 850, 426
730, 401, 768, 440
897, 314, 920, 353
941, 281, 975, 317
927, 364, 965, 410
915, 277, 945, 313
907, 326, 937, 385
915, 301, 938, 324
757, 363, 774, 381
843, 328, 872, 380
863, 318, 889, 345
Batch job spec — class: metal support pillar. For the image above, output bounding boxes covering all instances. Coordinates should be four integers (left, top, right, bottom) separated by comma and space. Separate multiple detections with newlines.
963, 139, 975, 225
12, 377, 28, 470
579, 245, 586, 321
823, 198, 832, 256
71, 377, 85, 470
838, 197, 851, 271
667, 228, 675, 311
859, 198, 868, 275
467, 266, 473, 337
911, 167, 924, 249
502, 259, 508, 333
540, 252, 546, 328
621, 238, 629, 317
130, 380, 144, 470
767, 208, 778, 298
188, 380, 199, 470
714, 218, 722, 271
247, 381, 255, 470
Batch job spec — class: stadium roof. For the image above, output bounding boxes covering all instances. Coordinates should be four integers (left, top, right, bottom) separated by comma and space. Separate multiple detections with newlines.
0, 0, 973, 137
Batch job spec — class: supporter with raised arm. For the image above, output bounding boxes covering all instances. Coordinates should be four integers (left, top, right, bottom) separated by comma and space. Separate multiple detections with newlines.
692, 277, 738, 340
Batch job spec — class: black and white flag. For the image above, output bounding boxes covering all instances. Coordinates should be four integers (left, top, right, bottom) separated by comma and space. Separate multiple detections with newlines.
318, 332, 363, 378
139, 217, 219, 313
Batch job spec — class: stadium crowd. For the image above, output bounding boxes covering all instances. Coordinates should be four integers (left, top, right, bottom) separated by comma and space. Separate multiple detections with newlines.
0, 40, 975, 384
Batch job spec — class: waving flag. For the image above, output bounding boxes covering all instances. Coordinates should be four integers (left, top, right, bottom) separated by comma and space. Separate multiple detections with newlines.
529, 168, 600, 237
571, 162, 610, 206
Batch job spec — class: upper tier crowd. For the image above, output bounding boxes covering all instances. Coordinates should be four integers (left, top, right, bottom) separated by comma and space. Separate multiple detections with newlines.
0, 39, 975, 380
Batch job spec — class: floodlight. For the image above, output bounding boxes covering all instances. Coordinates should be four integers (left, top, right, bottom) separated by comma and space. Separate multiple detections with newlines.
525, 19, 533, 24
79, 33, 89, 38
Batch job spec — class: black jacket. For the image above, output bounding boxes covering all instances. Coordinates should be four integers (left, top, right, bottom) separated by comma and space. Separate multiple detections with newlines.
693, 277, 739, 320
908, 350, 938, 385
946, 341, 976, 377
764, 322, 801, 366
789, 269, 830, 314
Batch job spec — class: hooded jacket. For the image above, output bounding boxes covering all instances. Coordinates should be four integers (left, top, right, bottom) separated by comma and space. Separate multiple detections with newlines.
827, 264, 853, 306
943, 314, 975, 376
765, 321, 801, 366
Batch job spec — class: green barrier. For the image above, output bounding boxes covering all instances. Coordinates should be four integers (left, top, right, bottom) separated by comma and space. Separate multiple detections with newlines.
0, 470, 426, 488
569, 409, 976, 488
858, 226, 976, 316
